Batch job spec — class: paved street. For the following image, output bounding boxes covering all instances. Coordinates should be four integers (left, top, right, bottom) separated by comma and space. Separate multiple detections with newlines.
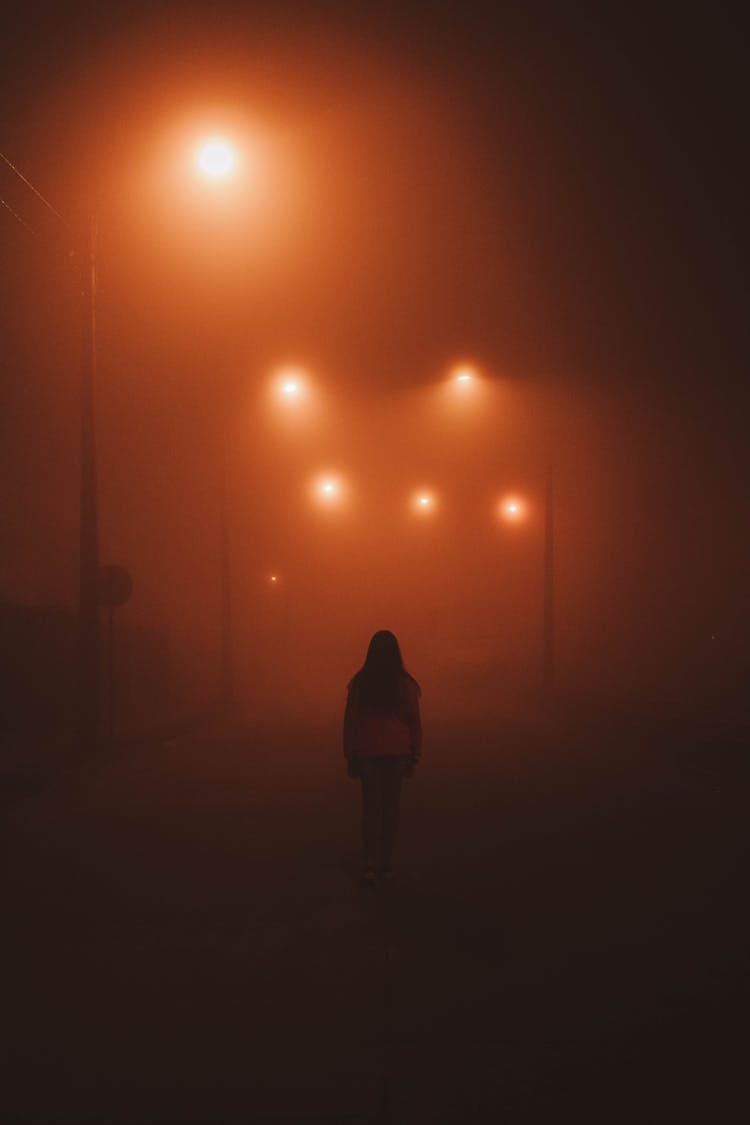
4, 710, 747, 1123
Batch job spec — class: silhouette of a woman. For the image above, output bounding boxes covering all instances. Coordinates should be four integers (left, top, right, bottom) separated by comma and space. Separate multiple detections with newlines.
343, 631, 422, 885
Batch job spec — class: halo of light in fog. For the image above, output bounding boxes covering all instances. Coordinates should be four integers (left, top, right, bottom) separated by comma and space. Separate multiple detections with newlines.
433, 361, 489, 419
311, 473, 347, 506
451, 363, 481, 387
196, 137, 236, 178
410, 489, 438, 515
498, 495, 527, 522
272, 367, 310, 405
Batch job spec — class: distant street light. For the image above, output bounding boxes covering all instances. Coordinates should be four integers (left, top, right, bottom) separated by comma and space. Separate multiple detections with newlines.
272, 366, 311, 406
439, 363, 485, 417
411, 489, 438, 515
451, 363, 480, 387
498, 496, 526, 522
311, 473, 346, 505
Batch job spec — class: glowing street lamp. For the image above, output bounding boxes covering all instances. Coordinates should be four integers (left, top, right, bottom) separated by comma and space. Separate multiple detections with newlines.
311, 473, 346, 506
195, 137, 236, 179
498, 495, 526, 522
272, 366, 310, 406
451, 363, 480, 388
319, 478, 339, 499
439, 362, 485, 415
410, 489, 438, 515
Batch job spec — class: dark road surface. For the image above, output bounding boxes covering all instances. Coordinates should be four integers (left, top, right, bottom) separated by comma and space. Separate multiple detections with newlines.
4, 710, 747, 1123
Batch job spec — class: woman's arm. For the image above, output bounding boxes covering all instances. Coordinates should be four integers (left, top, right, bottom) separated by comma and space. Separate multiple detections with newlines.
343, 683, 359, 769
405, 679, 422, 763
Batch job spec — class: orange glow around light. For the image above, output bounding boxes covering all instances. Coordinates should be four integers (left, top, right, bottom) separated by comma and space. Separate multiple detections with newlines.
410, 489, 438, 515
450, 362, 480, 387
435, 362, 488, 415
498, 495, 527, 522
311, 473, 347, 506
272, 367, 309, 405
196, 137, 236, 178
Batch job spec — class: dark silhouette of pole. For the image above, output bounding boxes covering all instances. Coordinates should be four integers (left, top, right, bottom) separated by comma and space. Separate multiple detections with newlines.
79, 214, 100, 748
542, 432, 555, 700
106, 602, 115, 743
219, 422, 233, 708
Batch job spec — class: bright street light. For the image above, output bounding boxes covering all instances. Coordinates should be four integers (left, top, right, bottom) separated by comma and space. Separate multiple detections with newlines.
436, 361, 486, 416
195, 137, 236, 178
450, 363, 480, 387
498, 495, 526, 522
271, 366, 311, 406
410, 489, 438, 515
311, 473, 347, 506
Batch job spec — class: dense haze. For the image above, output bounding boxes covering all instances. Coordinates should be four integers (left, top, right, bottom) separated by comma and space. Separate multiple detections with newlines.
1, 2, 746, 728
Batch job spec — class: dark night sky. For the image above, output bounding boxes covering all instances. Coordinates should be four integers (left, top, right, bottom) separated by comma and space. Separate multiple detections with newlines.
1, 1, 747, 713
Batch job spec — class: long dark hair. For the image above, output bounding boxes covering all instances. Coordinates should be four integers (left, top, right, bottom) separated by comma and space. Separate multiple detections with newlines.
348, 630, 420, 714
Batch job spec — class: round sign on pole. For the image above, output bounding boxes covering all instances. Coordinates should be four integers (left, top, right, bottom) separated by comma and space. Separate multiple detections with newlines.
97, 564, 133, 609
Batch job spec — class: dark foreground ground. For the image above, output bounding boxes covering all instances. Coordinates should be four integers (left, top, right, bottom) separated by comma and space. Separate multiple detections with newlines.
3, 706, 748, 1124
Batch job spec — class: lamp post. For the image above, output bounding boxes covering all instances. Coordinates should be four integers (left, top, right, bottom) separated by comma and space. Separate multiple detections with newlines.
482, 374, 555, 702
3, 136, 247, 736
79, 213, 101, 748
194, 136, 239, 709
218, 418, 233, 709
79, 138, 241, 735
1, 155, 102, 747
498, 473, 556, 701
542, 435, 555, 701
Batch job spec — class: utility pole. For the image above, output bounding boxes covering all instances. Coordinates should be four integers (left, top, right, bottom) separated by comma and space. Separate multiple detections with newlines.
79, 214, 100, 748
542, 430, 555, 701
218, 421, 233, 709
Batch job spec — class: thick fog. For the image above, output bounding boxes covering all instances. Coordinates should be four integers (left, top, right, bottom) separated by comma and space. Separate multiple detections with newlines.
1, 6, 746, 733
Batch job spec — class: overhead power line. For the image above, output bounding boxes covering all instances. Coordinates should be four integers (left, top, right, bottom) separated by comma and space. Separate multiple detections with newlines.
0, 193, 39, 237
0, 149, 70, 230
